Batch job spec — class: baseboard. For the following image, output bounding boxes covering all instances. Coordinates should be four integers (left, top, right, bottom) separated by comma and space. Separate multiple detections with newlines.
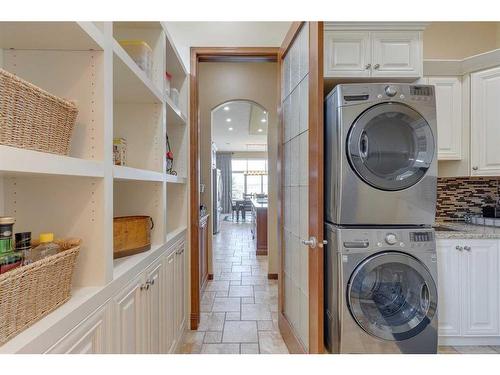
189, 313, 200, 330
207, 274, 214, 280
279, 312, 306, 354
439, 336, 500, 346
268, 273, 278, 280
256, 248, 268, 256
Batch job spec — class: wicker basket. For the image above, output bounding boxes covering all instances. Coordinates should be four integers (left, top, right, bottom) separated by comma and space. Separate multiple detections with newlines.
0, 243, 80, 345
0, 68, 78, 155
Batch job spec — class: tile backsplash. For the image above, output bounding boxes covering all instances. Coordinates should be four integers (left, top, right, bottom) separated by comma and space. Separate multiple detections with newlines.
437, 177, 500, 220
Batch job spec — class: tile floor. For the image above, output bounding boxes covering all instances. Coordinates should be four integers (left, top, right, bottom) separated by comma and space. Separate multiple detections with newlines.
178, 217, 289, 354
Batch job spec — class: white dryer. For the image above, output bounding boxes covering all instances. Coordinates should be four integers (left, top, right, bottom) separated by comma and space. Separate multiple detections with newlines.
325, 83, 437, 226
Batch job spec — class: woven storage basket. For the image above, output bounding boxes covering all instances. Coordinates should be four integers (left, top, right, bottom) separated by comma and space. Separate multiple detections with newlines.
0, 243, 80, 345
0, 68, 78, 155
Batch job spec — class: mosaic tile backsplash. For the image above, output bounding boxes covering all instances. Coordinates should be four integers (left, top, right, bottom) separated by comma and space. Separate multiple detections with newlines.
436, 177, 500, 220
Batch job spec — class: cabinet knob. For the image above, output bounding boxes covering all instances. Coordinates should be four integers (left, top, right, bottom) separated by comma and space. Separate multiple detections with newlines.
365, 63, 371, 70
373, 64, 380, 70
472, 166, 478, 171
464, 245, 471, 251
455, 245, 463, 251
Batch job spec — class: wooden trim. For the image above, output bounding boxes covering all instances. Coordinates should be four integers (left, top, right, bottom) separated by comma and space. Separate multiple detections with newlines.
267, 273, 278, 280
189, 46, 279, 333
278, 313, 306, 354
279, 22, 304, 57
207, 274, 214, 280
189, 47, 200, 330
307, 21, 325, 354
277, 22, 307, 355
256, 249, 268, 256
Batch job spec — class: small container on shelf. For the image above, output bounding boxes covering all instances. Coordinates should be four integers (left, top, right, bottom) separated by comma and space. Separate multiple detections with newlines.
118, 40, 153, 79
113, 216, 154, 259
15, 232, 32, 265
28, 233, 61, 263
113, 138, 127, 166
0, 251, 23, 275
170, 88, 180, 107
0, 217, 15, 256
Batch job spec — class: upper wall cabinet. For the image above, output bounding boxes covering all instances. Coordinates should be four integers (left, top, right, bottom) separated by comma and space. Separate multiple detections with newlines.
421, 76, 463, 160
324, 23, 426, 79
470, 66, 500, 176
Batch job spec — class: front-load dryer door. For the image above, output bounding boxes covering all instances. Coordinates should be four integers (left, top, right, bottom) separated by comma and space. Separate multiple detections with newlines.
347, 102, 435, 191
347, 251, 437, 341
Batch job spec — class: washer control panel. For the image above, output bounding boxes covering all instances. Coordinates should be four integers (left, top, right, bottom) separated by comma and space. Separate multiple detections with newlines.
385, 233, 398, 245
410, 231, 434, 242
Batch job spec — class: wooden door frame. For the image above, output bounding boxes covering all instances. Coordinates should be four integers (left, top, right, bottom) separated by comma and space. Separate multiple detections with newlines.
277, 22, 325, 354
189, 47, 279, 330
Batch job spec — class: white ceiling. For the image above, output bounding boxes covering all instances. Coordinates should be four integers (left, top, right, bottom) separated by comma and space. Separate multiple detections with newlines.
212, 100, 268, 152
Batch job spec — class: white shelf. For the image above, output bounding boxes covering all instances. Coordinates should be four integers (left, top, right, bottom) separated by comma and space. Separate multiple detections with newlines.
166, 95, 187, 126
113, 165, 164, 182
161, 22, 189, 79
166, 226, 188, 243
113, 39, 164, 104
0, 22, 105, 51
0, 145, 104, 178
165, 174, 186, 184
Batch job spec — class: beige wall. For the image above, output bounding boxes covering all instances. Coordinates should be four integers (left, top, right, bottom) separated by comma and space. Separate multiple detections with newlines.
199, 62, 279, 276
424, 22, 500, 60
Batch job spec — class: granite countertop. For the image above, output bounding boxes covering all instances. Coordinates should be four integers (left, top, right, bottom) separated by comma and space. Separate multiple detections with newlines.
434, 221, 500, 240
251, 198, 268, 209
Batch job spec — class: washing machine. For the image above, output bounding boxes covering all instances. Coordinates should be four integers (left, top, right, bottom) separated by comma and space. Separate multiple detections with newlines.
324, 223, 438, 354
325, 83, 437, 226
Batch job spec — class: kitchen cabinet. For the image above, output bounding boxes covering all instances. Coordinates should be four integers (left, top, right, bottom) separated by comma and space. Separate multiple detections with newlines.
46, 305, 109, 354
164, 251, 176, 353
422, 76, 463, 160
144, 260, 163, 354
471, 66, 500, 176
324, 24, 425, 79
174, 239, 186, 340
251, 199, 268, 255
437, 239, 500, 344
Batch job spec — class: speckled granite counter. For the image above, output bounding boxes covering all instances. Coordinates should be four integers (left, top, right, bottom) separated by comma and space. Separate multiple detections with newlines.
434, 221, 500, 240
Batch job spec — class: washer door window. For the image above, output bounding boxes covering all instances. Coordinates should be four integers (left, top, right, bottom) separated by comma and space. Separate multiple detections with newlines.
347, 251, 437, 341
347, 102, 435, 191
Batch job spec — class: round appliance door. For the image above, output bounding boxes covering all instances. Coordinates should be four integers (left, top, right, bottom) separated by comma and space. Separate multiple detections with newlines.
347, 102, 435, 191
347, 251, 437, 341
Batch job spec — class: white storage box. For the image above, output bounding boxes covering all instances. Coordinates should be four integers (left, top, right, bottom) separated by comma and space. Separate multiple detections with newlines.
119, 40, 153, 79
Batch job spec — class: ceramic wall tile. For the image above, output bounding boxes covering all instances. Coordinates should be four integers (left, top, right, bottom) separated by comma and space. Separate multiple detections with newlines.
291, 87, 300, 139
290, 136, 299, 186
299, 185, 308, 241
290, 186, 300, 236
299, 78, 309, 135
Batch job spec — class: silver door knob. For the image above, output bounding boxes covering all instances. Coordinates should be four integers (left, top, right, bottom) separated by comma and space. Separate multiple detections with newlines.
464, 246, 471, 251
472, 166, 478, 171
456, 245, 463, 251
302, 237, 318, 248
374, 64, 380, 70
365, 63, 371, 70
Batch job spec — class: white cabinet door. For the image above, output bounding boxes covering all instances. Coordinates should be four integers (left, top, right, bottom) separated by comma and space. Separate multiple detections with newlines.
113, 276, 145, 354
145, 260, 163, 354
437, 240, 462, 336
427, 76, 463, 160
164, 251, 176, 353
324, 31, 371, 77
461, 240, 500, 336
371, 31, 422, 77
46, 305, 108, 354
471, 66, 500, 176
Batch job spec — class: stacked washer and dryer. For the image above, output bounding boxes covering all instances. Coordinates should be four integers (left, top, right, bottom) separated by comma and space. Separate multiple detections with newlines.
324, 83, 439, 354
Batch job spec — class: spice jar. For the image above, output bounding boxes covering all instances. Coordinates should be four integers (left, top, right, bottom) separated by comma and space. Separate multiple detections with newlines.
0, 217, 15, 256
15, 232, 32, 265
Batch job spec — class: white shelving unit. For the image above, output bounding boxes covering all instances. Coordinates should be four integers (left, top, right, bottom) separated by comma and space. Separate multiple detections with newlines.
0, 22, 189, 289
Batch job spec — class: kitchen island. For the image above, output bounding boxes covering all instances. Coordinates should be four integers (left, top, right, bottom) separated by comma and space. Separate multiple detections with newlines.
251, 198, 268, 255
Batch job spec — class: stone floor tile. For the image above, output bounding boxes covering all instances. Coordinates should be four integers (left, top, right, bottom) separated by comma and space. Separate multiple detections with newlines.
204, 331, 223, 344
258, 331, 289, 354
241, 343, 260, 354
201, 343, 240, 354
212, 297, 241, 312
454, 346, 497, 354
205, 280, 230, 292
438, 346, 459, 354
178, 331, 205, 354
257, 320, 276, 331
232, 265, 252, 273
229, 285, 254, 297
241, 297, 255, 304
225, 312, 241, 321
222, 321, 258, 343
241, 303, 272, 320
198, 312, 225, 331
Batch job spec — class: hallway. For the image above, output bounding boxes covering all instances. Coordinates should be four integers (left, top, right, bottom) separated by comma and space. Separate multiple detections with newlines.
179, 217, 288, 354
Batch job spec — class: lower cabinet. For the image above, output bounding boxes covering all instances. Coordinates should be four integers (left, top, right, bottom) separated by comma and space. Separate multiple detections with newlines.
46, 305, 108, 354
437, 239, 500, 344
111, 239, 187, 353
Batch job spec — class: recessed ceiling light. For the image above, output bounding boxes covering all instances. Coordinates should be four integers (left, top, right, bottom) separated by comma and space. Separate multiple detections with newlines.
258, 128, 263, 132
260, 118, 267, 123
263, 111, 267, 114
228, 127, 233, 131
226, 118, 232, 122
223, 106, 230, 111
